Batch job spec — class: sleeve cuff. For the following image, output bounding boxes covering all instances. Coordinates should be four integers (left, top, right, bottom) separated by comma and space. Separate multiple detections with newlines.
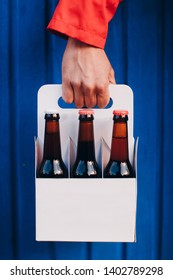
47, 18, 106, 49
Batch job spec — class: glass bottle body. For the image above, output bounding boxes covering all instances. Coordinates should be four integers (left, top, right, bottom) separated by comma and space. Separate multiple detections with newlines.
71, 111, 101, 178
104, 112, 134, 178
38, 113, 68, 178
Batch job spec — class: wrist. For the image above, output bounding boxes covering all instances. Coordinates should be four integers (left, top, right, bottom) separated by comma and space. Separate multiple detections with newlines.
67, 37, 99, 49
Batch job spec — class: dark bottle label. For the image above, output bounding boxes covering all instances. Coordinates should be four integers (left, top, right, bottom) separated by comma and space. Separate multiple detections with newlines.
43, 131, 61, 159
76, 141, 95, 161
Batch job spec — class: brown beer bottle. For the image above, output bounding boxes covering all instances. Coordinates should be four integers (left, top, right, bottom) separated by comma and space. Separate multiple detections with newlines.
104, 110, 134, 178
38, 112, 68, 178
71, 109, 101, 178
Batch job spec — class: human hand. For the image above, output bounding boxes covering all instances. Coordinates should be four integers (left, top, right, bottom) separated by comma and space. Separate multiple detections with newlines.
62, 37, 116, 108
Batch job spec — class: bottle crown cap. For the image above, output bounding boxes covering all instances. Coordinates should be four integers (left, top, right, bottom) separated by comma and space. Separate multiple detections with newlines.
113, 110, 128, 116
44, 110, 60, 119
79, 109, 94, 115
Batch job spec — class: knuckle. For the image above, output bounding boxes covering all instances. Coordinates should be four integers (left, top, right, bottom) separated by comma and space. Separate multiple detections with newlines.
96, 82, 108, 94
72, 80, 81, 89
62, 75, 70, 85
83, 82, 95, 93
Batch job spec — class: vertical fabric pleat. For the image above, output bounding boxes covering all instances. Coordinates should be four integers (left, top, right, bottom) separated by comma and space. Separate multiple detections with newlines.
161, 0, 173, 260
0, 0, 14, 260
0, 0, 173, 260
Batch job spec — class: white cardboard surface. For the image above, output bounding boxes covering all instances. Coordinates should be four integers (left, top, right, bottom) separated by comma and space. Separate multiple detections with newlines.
36, 84, 137, 242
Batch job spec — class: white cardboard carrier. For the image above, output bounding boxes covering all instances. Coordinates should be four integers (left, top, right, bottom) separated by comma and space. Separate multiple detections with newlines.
35, 84, 137, 242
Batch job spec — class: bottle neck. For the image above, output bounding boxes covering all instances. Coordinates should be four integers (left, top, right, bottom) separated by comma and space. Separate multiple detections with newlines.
110, 120, 129, 162
43, 119, 62, 160
76, 119, 96, 160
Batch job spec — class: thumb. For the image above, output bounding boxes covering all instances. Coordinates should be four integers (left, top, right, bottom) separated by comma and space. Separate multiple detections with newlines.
109, 67, 116, 84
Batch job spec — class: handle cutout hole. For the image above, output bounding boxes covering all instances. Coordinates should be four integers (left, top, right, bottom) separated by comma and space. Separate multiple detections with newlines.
57, 97, 113, 109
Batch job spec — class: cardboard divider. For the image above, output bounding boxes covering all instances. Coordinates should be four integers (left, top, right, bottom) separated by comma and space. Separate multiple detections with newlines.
35, 84, 137, 242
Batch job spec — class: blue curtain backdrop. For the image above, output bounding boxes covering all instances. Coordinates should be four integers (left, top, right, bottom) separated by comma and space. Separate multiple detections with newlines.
0, 0, 173, 260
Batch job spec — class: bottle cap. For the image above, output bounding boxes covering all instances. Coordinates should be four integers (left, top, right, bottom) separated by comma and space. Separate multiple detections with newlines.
44, 110, 60, 119
113, 110, 128, 116
79, 109, 94, 115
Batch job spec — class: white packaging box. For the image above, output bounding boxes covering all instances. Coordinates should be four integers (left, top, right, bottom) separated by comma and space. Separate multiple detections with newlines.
35, 84, 138, 242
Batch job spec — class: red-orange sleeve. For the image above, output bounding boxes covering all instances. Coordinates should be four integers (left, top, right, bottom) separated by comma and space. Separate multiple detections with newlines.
47, 0, 121, 49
